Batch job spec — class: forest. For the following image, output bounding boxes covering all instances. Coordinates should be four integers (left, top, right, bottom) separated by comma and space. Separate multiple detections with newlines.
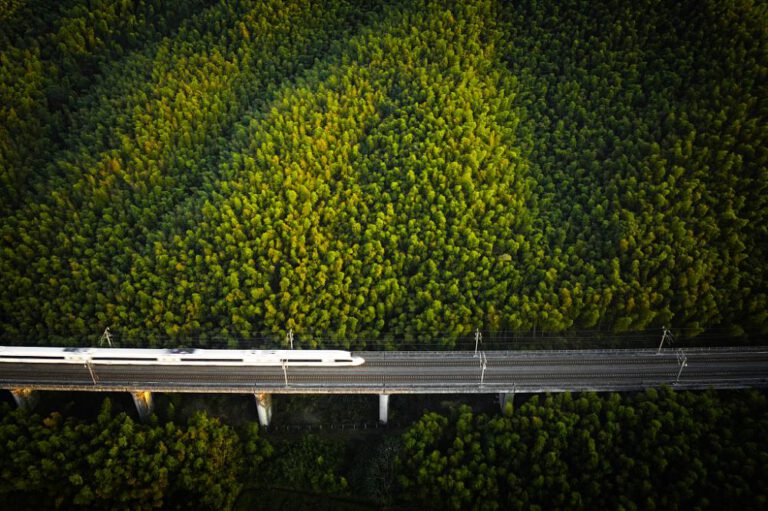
0, 398, 267, 509
1, 2, 766, 508
0, 0, 766, 347
1, 388, 766, 509
397, 388, 768, 510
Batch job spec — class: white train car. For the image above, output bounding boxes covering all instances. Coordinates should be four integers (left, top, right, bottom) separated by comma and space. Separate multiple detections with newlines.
0, 346, 365, 367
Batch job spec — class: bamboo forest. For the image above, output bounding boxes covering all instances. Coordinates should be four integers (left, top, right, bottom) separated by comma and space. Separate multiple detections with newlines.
2, 389, 766, 509
1, 0, 766, 347
1, 0, 767, 509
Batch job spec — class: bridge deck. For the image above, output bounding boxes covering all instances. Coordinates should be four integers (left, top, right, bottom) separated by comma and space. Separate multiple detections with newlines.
1, 347, 767, 394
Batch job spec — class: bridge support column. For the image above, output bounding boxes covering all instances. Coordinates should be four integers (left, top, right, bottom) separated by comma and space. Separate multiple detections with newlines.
499, 392, 514, 414
131, 391, 154, 421
379, 394, 390, 425
10, 388, 38, 410
254, 393, 272, 427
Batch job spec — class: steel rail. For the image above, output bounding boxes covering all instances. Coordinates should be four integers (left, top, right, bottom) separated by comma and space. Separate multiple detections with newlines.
1, 347, 766, 394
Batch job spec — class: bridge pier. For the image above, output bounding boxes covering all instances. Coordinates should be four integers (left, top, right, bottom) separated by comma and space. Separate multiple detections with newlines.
10, 388, 38, 410
379, 394, 390, 424
254, 393, 272, 427
131, 391, 154, 421
499, 391, 514, 414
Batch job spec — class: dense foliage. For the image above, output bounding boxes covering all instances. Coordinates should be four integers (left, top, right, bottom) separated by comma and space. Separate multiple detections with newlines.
503, 0, 768, 337
0, 399, 269, 510
1, 0, 766, 346
396, 388, 768, 510
264, 434, 349, 495
0, 0, 214, 207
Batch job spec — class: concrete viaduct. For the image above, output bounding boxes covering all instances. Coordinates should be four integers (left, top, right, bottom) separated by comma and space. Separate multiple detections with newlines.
3, 347, 768, 426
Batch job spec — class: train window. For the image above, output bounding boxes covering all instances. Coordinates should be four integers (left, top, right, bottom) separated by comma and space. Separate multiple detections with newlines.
0, 355, 64, 359
284, 359, 322, 363
92, 357, 157, 361
335, 359, 353, 363
179, 358, 243, 362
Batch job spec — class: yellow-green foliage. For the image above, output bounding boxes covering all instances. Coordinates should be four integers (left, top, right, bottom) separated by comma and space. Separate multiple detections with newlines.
0, 399, 257, 510
1, 0, 766, 346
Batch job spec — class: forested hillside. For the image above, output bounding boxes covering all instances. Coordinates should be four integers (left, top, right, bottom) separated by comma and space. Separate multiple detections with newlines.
1, 0, 766, 347
397, 389, 768, 510
4, 389, 764, 510
0, 399, 269, 509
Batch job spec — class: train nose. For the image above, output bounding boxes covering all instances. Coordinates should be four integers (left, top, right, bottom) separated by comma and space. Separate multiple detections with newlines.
351, 356, 365, 366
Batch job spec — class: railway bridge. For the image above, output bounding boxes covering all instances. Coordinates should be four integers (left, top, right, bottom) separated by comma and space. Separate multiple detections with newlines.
2, 347, 768, 426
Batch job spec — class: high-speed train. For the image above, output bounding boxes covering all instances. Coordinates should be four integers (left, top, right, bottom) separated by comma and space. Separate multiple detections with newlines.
0, 346, 365, 367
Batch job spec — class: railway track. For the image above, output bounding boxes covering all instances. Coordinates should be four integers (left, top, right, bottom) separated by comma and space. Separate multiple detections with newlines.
1, 348, 766, 394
